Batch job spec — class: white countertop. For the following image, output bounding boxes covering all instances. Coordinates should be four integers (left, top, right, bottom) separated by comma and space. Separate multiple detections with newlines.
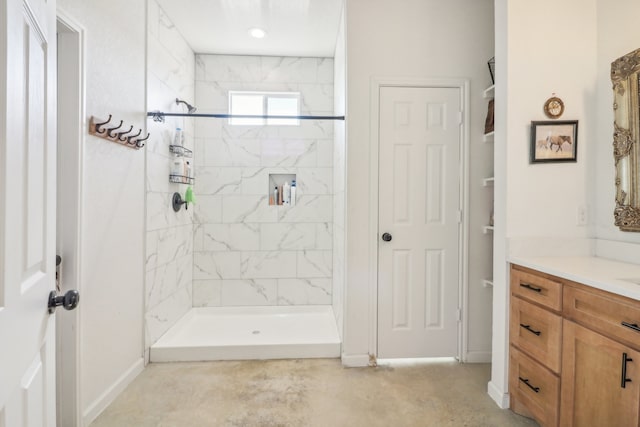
508, 256, 640, 301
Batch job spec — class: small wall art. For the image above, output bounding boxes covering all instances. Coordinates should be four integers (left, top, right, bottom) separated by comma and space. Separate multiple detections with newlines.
530, 120, 578, 163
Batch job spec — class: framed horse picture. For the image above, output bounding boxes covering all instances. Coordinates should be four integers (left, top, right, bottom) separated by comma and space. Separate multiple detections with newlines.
530, 120, 578, 163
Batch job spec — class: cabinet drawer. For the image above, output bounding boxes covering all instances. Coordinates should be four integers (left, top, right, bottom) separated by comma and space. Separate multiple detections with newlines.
510, 296, 562, 373
511, 266, 562, 311
510, 346, 559, 427
564, 283, 640, 352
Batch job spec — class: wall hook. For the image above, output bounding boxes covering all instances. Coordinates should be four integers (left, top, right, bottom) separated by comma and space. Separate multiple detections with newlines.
126, 129, 142, 145
94, 115, 112, 134
135, 133, 150, 148
106, 120, 124, 138
117, 125, 134, 142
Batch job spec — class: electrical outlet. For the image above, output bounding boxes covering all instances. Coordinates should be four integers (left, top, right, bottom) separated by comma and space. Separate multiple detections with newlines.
577, 205, 588, 226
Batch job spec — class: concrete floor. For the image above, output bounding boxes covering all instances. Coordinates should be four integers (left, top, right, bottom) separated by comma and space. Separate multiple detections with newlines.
91, 359, 538, 427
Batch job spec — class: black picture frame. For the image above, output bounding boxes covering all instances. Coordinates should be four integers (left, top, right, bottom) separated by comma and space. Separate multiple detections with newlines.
530, 120, 578, 163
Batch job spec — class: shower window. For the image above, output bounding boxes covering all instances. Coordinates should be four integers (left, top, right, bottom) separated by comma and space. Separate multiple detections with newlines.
229, 91, 300, 126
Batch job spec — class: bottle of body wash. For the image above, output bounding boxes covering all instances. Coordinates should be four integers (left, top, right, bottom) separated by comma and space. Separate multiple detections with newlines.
283, 181, 291, 205
173, 128, 183, 147
171, 157, 184, 178
290, 180, 296, 206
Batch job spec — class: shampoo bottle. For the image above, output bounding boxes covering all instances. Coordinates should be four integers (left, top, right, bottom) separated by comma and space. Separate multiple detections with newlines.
290, 180, 296, 206
173, 128, 183, 146
171, 158, 184, 178
283, 181, 291, 205
184, 160, 192, 180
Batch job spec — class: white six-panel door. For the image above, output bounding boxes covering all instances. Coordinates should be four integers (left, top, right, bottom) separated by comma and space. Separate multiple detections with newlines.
0, 0, 58, 425
377, 86, 461, 359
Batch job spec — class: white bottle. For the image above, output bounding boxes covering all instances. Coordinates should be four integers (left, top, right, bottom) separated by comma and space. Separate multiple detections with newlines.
184, 160, 192, 179
283, 181, 291, 205
290, 180, 296, 206
173, 128, 183, 146
171, 157, 184, 178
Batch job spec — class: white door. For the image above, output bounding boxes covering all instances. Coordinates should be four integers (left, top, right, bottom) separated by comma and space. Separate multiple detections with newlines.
377, 86, 461, 359
0, 0, 58, 425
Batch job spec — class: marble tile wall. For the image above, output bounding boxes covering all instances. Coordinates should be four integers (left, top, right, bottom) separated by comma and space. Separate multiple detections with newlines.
193, 55, 334, 307
145, 0, 195, 350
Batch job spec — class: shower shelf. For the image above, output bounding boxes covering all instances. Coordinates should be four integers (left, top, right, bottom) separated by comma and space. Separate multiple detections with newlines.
169, 175, 195, 185
169, 145, 193, 158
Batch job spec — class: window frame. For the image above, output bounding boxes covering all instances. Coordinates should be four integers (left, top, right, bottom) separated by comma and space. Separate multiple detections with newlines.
228, 90, 301, 126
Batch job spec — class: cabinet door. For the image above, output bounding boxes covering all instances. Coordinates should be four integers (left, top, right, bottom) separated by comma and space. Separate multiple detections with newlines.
561, 320, 640, 427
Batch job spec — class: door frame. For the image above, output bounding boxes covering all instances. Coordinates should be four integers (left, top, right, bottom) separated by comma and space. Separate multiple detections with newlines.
368, 77, 470, 362
56, 9, 85, 426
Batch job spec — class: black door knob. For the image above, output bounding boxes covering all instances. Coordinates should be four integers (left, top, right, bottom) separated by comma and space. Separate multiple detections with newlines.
48, 289, 80, 314
382, 232, 392, 242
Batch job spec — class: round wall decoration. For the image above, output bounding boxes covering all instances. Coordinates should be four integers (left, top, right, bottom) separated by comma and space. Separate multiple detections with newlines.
543, 96, 565, 119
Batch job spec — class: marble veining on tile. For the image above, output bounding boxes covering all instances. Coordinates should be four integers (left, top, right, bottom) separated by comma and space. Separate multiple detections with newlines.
145, 0, 196, 349
192, 53, 335, 307
221, 279, 278, 306
277, 278, 332, 305
297, 250, 333, 278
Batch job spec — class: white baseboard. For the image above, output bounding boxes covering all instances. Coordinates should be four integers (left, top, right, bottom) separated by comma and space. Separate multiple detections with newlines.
487, 380, 510, 409
464, 351, 492, 363
82, 358, 144, 426
341, 353, 370, 367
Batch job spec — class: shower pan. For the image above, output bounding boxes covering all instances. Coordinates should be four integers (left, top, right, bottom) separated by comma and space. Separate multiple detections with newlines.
150, 305, 341, 362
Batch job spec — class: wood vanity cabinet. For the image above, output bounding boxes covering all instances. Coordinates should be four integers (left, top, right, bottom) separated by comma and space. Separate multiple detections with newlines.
509, 264, 640, 427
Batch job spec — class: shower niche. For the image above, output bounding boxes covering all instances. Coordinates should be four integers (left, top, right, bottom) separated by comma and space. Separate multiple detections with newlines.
269, 173, 296, 206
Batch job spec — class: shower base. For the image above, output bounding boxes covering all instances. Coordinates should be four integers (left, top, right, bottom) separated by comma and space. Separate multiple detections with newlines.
150, 305, 341, 362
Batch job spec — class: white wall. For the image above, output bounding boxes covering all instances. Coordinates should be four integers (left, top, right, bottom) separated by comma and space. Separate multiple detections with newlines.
192, 55, 335, 307
490, 0, 598, 407
343, 0, 495, 362
333, 5, 346, 340
594, 0, 640, 243
56, 0, 146, 423
145, 0, 196, 351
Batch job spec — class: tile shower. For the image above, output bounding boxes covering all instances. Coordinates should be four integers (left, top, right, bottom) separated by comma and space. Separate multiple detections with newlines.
192, 55, 335, 308
145, 0, 343, 360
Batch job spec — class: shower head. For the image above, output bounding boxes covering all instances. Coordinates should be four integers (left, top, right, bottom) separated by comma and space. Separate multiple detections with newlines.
176, 98, 197, 114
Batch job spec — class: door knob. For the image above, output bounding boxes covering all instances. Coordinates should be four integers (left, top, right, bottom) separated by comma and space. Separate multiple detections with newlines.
48, 289, 79, 314
382, 232, 393, 242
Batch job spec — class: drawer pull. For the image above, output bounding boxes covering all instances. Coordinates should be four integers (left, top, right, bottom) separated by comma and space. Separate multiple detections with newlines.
622, 321, 640, 333
622, 352, 633, 389
519, 377, 540, 393
520, 283, 542, 293
520, 323, 541, 336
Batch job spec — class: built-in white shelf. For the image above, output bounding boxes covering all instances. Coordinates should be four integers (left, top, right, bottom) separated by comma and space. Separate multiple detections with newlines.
483, 177, 495, 187
483, 85, 495, 99
483, 225, 494, 234
483, 279, 494, 288
483, 131, 495, 142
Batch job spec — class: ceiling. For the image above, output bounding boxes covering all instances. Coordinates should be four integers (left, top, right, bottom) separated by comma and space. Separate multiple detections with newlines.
156, 0, 344, 57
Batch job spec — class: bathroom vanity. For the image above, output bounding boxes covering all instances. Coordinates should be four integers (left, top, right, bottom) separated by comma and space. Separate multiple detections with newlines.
508, 257, 640, 426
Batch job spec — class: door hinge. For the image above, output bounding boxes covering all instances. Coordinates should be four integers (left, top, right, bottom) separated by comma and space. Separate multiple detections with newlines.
458, 111, 463, 125
457, 210, 462, 224
456, 309, 462, 322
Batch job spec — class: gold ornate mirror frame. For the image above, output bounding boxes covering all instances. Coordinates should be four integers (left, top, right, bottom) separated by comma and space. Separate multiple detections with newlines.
612, 48, 640, 231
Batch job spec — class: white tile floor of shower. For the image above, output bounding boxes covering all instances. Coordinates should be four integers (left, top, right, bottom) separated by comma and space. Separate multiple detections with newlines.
150, 306, 341, 362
